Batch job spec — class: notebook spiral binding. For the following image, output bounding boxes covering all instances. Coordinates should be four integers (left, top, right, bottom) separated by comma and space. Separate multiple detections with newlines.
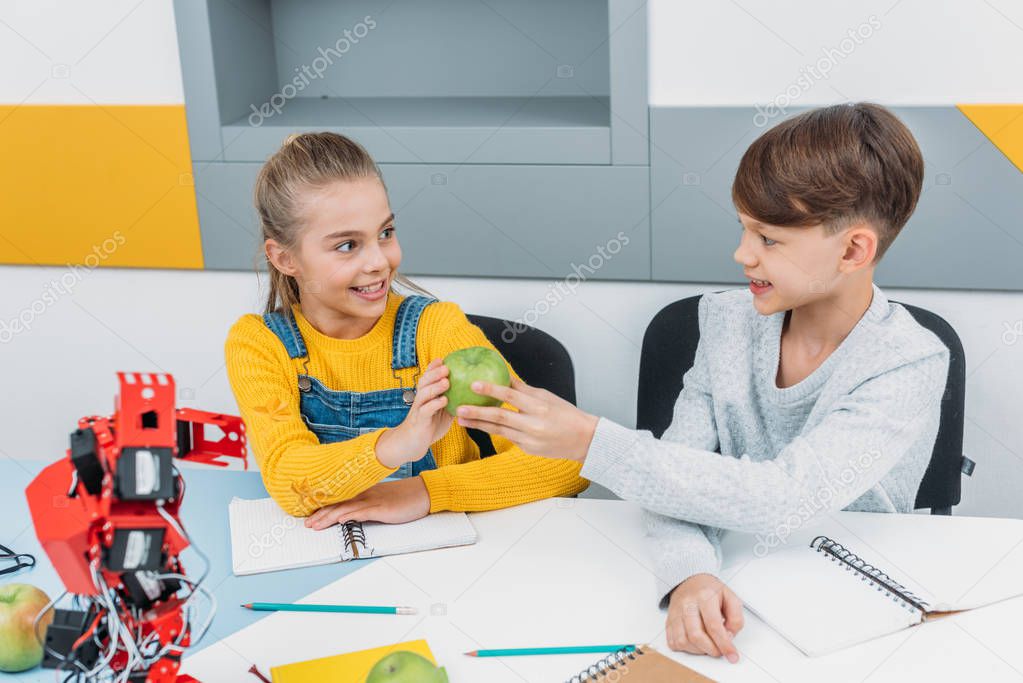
565, 646, 644, 683
811, 535, 930, 614
341, 521, 367, 557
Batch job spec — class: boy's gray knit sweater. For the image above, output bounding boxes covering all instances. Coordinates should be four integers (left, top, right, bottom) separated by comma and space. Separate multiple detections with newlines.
579, 284, 950, 607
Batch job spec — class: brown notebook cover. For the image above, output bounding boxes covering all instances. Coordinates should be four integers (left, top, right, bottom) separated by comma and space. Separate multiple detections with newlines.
569, 645, 717, 682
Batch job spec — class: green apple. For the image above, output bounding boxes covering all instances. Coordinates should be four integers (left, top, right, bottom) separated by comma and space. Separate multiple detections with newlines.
442, 346, 511, 416
365, 651, 448, 683
0, 583, 54, 672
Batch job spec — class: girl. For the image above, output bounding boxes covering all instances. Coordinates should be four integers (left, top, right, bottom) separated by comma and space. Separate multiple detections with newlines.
224, 132, 587, 530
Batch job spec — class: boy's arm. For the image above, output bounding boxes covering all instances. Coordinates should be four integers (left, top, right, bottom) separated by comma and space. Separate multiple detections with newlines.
225, 317, 398, 517
581, 347, 950, 536
647, 299, 726, 602
418, 303, 588, 511
645, 509, 724, 608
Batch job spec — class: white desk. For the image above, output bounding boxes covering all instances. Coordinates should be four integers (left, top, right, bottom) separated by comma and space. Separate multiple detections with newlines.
182, 499, 1023, 682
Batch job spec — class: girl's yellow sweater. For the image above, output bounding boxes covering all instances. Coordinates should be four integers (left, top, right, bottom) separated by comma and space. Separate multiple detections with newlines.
224, 292, 588, 516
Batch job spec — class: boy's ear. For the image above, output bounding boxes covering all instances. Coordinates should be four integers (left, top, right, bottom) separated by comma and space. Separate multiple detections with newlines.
265, 238, 299, 277
839, 223, 878, 272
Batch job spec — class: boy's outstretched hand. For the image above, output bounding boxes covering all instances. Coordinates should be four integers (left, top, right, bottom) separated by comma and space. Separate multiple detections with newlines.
666, 574, 744, 662
454, 377, 598, 462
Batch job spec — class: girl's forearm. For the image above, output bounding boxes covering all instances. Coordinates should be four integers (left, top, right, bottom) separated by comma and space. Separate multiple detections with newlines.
375, 425, 424, 469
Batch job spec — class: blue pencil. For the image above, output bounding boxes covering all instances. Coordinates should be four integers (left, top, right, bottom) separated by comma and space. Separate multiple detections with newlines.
465, 645, 636, 657
241, 602, 417, 615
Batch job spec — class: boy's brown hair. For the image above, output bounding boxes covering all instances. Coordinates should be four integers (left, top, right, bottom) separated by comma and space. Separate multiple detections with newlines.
732, 103, 924, 262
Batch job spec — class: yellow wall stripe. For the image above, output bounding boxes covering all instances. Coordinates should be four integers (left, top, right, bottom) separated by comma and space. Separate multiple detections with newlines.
958, 104, 1023, 174
0, 105, 204, 269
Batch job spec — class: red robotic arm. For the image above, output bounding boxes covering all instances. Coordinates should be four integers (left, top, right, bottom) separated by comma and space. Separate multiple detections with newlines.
25, 372, 246, 682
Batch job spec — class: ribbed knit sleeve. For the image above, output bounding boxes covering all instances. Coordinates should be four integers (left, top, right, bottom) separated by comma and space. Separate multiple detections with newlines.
224, 314, 397, 517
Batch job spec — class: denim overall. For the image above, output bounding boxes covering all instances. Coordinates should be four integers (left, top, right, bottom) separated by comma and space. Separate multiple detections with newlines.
262, 295, 439, 479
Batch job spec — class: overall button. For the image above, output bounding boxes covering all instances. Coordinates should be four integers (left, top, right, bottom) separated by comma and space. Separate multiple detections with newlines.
298, 376, 312, 392
402, 388, 415, 405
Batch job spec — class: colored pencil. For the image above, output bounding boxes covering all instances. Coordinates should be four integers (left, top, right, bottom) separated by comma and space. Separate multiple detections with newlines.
241, 602, 417, 615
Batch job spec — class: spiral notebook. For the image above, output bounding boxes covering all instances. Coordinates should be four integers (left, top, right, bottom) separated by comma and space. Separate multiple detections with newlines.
229, 497, 478, 576
730, 524, 1023, 657
564, 645, 716, 682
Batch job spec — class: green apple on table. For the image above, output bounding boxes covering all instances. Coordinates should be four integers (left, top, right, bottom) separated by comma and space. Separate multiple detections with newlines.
0, 583, 54, 672
365, 650, 449, 683
442, 346, 511, 416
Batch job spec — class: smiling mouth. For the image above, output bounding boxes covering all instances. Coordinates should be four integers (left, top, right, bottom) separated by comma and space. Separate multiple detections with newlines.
751, 278, 771, 287
350, 280, 386, 294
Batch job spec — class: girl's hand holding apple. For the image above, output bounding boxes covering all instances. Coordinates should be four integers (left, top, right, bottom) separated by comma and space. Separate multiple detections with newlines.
375, 359, 452, 469
454, 377, 598, 462
311, 361, 451, 530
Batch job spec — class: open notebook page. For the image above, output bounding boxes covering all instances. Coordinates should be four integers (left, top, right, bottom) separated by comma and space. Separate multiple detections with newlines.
811, 512, 1023, 613
229, 497, 344, 576
729, 545, 921, 656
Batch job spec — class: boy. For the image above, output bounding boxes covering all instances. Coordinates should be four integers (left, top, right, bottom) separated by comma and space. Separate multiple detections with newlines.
455, 103, 950, 663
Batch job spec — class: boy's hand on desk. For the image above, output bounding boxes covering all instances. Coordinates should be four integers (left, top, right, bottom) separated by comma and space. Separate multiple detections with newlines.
304, 476, 431, 530
666, 574, 743, 663
454, 377, 598, 462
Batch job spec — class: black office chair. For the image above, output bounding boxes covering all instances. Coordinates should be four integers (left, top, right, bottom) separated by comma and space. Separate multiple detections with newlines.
466, 314, 576, 457
636, 294, 973, 515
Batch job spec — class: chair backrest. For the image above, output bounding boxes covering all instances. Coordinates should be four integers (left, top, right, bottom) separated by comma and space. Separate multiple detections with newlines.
466, 314, 576, 457
636, 296, 703, 439
892, 301, 967, 513
636, 295, 967, 513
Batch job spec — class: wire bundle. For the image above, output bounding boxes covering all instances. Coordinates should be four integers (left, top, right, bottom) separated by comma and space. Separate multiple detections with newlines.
34, 470, 217, 682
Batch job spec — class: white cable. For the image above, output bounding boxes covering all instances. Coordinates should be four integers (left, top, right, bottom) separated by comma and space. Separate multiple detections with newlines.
85, 564, 139, 678
149, 572, 218, 649
33, 589, 67, 658
155, 501, 210, 586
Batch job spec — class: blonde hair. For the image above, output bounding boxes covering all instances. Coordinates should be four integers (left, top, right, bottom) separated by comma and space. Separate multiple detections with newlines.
253, 131, 431, 317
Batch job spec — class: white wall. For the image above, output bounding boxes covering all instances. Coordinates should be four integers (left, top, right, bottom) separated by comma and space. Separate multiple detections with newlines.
1, 1, 1020, 517
650, 0, 1023, 106
0, 0, 182, 104
2, 265, 1021, 517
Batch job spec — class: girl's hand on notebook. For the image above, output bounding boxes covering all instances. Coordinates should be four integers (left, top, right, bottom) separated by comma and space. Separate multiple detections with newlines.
377, 359, 453, 468
454, 377, 598, 462
304, 476, 431, 529
666, 574, 743, 663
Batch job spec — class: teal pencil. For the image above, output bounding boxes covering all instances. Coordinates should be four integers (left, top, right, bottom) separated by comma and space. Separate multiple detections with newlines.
241, 602, 417, 615
465, 645, 635, 657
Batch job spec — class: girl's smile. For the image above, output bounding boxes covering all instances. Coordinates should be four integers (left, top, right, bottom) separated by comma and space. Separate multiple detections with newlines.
349, 278, 390, 302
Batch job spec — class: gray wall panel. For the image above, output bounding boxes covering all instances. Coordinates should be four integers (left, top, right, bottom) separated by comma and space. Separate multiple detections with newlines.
651, 106, 1023, 291
192, 162, 264, 272
196, 163, 650, 280
207, 0, 279, 129
172, 0, 223, 161
608, 0, 649, 165
222, 96, 612, 164
270, 0, 610, 98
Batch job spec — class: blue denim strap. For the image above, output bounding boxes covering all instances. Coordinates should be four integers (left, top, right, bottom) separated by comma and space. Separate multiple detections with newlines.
262, 310, 308, 360
391, 295, 437, 370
